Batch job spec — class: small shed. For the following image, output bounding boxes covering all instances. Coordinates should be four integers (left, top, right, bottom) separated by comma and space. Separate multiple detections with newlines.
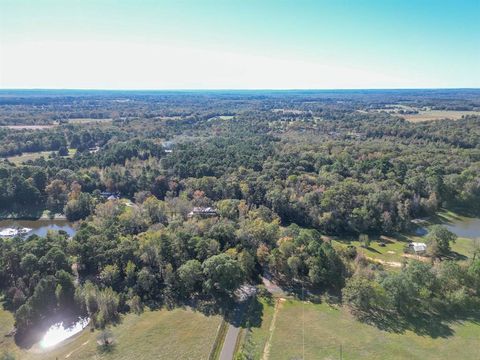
410, 242, 427, 254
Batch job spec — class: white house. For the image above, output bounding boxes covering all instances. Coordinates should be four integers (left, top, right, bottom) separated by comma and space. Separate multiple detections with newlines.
188, 207, 218, 218
410, 242, 427, 254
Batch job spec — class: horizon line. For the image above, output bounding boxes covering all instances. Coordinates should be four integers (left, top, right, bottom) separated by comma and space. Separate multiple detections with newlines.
1, 87, 480, 92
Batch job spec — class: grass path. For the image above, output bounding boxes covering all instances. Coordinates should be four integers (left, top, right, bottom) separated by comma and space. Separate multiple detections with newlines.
261, 298, 283, 360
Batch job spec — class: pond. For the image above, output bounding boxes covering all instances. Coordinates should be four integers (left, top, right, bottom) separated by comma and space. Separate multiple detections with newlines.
413, 215, 480, 239
0, 219, 76, 238
444, 216, 480, 239
40, 318, 89, 348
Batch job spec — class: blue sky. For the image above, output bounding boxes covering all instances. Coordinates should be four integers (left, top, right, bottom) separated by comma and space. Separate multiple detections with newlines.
1, 0, 479, 89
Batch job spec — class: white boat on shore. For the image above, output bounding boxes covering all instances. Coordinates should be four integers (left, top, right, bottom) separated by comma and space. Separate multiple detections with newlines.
0, 227, 32, 238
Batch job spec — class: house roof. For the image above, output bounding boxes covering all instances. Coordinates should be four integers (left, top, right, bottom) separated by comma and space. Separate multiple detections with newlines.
188, 207, 218, 217
411, 242, 427, 252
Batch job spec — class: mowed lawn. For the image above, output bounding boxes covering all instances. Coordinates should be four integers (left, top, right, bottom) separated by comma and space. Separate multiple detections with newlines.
1, 307, 221, 360
332, 209, 478, 268
0, 306, 17, 355
256, 300, 480, 360
333, 234, 475, 268
5, 148, 76, 165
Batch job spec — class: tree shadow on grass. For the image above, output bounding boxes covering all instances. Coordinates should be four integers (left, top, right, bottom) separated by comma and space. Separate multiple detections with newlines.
97, 342, 116, 355
0, 205, 45, 220
444, 251, 468, 261
186, 293, 264, 329
240, 296, 264, 328
394, 232, 414, 243
444, 207, 480, 218
355, 307, 480, 339
364, 246, 382, 254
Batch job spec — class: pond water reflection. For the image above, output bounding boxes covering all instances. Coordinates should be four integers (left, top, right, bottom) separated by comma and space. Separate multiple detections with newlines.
444, 216, 480, 239
0, 219, 76, 237
40, 318, 89, 348
413, 215, 480, 239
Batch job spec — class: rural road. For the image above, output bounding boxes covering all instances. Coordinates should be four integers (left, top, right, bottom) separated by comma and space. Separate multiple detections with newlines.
219, 277, 284, 360
218, 322, 241, 360
218, 285, 256, 360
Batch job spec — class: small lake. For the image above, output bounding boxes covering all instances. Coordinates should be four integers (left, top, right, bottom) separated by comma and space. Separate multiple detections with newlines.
445, 216, 480, 239
414, 215, 480, 239
0, 219, 76, 237
40, 318, 89, 348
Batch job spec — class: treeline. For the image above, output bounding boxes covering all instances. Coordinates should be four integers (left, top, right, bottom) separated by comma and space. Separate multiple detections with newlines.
343, 258, 480, 329
1, 130, 479, 231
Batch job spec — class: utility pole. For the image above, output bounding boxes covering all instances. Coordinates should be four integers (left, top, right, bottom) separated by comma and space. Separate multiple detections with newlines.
339, 344, 342, 360
302, 283, 305, 360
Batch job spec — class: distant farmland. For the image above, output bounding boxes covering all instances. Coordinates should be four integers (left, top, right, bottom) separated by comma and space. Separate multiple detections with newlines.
401, 110, 480, 122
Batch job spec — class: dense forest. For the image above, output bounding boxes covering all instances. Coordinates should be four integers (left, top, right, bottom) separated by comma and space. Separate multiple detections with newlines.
0, 90, 479, 345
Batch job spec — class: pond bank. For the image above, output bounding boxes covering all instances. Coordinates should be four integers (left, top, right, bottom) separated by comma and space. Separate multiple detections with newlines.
0, 219, 76, 237
0, 212, 67, 221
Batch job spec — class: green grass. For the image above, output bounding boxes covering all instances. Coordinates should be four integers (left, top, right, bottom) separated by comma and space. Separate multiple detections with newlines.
332, 209, 478, 268
332, 236, 407, 266
0, 305, 16, 356
4, 148, 76, 165
451, 237, 476, 259
249, 299, 480, 360
237, 297, 275, 360
1, 307, 222, 360
209, 319, 228, 360
4, 151, 53, 164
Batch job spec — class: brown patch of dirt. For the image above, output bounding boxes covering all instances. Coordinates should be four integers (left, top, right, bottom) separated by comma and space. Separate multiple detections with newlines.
402, 253, 430, 262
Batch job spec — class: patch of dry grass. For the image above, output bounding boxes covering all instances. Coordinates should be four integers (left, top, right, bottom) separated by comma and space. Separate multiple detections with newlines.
402, 110, 480, 122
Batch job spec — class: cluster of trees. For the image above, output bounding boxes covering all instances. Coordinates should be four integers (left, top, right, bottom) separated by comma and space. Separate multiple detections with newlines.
0, 231, 75, 335
0, 128, 67, 157
0, 198, 278, 334
268, 225, 346, 289
425, 225, 458, 258
0, 166, 45, 210
343, 257, 480, 325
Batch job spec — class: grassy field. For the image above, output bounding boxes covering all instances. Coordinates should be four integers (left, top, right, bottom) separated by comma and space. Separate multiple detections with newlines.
207, 115, 235, 121
332, 235, 408, 267
244, 299, 480, 360
0, 306, 16, 356
4, 148, 76, 165
1, 307, 222, 360
0, 125, 57, 130
331, 210, 477, 268
68, 118, 112, 124
332, 234, 475, 268
402, 110, 480, 122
